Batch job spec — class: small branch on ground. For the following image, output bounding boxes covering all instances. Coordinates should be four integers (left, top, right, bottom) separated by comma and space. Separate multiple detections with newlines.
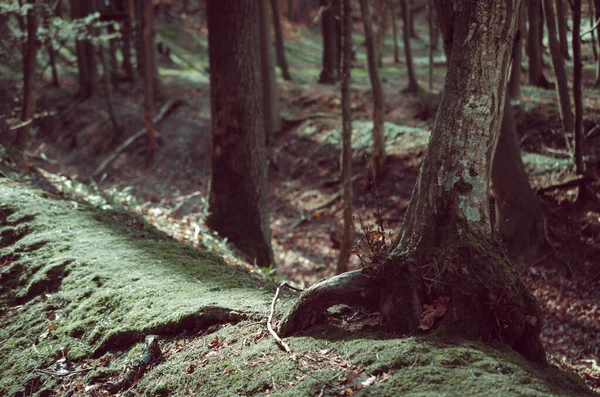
90, 99, 188, 180
268, 283, 292, 353
535, 175, 589, 194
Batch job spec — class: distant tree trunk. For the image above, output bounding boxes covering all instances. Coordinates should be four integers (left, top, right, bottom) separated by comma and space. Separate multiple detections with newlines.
543, 0, 574, 141
71, 0, 97, 99
259, 0, 281, 143
572, 0, 587, 200
337, 0, 353, 275
555, 0, 570, 60
527, 0, 552, 88
45, 1, 59, 87
141, 0, 158, 156
359, 0, 386, 178
408, 0, 418, 38
270, 0, 292, 81
509, 5, 526, 99
137, 0, 161, 96
375, 0, 388, 67
594, 0, 600, 86
119, 0, 136, 82
319, 0, 339, 84
400, 0, 421, 92
17, 0, 39, 149
590, 0, 598, 62
288, 0, 295, 21
389, 0, 400, 63
427, 0, 434, 91
99, 44, 123, 137
206, 0, 274, 267
107, 24, 120, 76
432, 0, 454, 63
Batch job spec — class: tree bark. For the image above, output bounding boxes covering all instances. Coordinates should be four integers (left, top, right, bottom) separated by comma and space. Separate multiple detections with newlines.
427, 0, 434, 91
259, 0, 282, 143
594, 0, 600, 86
375, 0, 389, 67
270, 0, 292, 81
137, 0, 161, 96
399, 0, 421, 92
555, 0, 570, 60
590, 0, 598, 62
542, 0, 574, 140
572, 0, 587, 199
17, 0, 39, 149
71, 0, 97, 99
118, 0, 136, 82
389, 0, 400, 63
337, 0, 353, 275
526, 0, 552, 88
509, 5, 526, 99
319, 0, 340, 84
141, 0, 158, 156
99, 43, 123, 137
431, 0, 454, 64
206, 0, 274, 267
359, 0, 386, 179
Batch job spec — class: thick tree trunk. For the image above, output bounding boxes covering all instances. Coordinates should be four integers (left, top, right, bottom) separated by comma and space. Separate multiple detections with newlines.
259, 0, 282, 143
206, 0, 274, 267
319, 0, 340, 84
17, 0, 39, 149
337, 0, 353, 275
359, 0, 386, 179
72, 0, 97, 99
543, 0, 574, 140
389, 0, 400, 63
555, 0, 570, 60
141, 0, 158, 156
270, 0, 292, 81
526, 0, 553, 88
399, 0, 421, 92
509, 5, 526, 99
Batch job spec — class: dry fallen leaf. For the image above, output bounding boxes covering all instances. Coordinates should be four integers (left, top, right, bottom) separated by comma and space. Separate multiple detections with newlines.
418, 296, 450, 331
209, 336, 220, 348
47, 324, 57, 330
185, 364, 197, 374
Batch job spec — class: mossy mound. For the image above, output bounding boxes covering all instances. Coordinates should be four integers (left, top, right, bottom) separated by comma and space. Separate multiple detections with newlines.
0, 175, 594, 396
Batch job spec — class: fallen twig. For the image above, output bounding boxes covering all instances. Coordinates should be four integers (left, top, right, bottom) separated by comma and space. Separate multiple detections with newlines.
91, 99, 187, 179
268, 283, 292, 353
535, 175, 589, 194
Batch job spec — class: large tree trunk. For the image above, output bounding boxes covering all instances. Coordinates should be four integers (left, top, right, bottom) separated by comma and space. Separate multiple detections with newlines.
270, 0, 292, 81
359, 0, 386, 179
206, 0, 274, 267
509, 5, 526, 99
555, 0, 570, 60
281, 0, 545, 365
542, 0, 574, 140
526, 0, 553, 88
17, 0, 39, 149
337, 0, 353, 275
72, 0, 97, 100
141, 0, 158, 156
399, 0, 421, 92
259, 0, 282, 143
319, 0, 340, 84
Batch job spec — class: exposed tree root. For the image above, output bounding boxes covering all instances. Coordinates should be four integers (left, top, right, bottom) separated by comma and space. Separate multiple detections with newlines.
278, 270, 379, 337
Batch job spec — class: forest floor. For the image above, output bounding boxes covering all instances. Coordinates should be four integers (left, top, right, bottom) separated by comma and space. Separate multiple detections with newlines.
1, 11, 600, 395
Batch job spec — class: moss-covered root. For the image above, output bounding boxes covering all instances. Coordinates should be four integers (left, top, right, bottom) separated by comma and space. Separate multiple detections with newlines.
381, 236, 546, 363
278, 270, 379, 337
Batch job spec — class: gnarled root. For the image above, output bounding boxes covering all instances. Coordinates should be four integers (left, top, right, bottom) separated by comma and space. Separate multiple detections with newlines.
278, 270, 379, 337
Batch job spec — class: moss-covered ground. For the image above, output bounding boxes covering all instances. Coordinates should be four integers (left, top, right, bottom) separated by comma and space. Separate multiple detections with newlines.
0, 173, 595, 396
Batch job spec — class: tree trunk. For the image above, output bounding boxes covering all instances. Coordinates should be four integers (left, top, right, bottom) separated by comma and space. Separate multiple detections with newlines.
432, 0, 454, 64
259, 0, 282, 143
137, 0, 161, 96
359, 0, 386, 179
572, 0, 587, 200
45, 2, 59, 87
427, 0, 434, 91
509, 5, 526, 99
206, 0, 274, 267
399, 0, 421, 92
287, 0, 295, 21
319, 0, 340, 84
281, 0, 545, 365
542, 0, 574, 140
337, 0, 353, 275
99, 44, 123, 137
590, 0, 598, 62
555, 0, 570, 60
71, 0, 97, 99
141, 0, 158, 156
119, 0, 136, 82
408, 0, 418, 38
270, 0, 292, 81
389, 0, 400, 63
527, 0, 553, 88
594, 0, 600, 86
375, 0, 389, 67
17, 0, 39, 149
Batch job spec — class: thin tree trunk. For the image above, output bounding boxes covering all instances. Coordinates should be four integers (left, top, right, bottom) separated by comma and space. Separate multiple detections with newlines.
99, 44, 122, 137
45, 2, 59, 87
572, 0, 587, 199
319, 0, 339, 84
359, 0, 386, 178
431, 0, 454, 64
270, 0, 292, 81
337, 0, 353, 275
287, 0, 294, 21
509, 4, 526, 99
400, 0, 421, 92
375, 0, 388, 67
542, 0, 574, 141
594, 0, 600, 86
527, 0, 552, 88
17, 0, 38, 149
72, 0, 96, 99
121, 0, 135, 82
141, 0, 158, 156
427, 0, 434, 91
590, 0, 598, 62
555, 0, 570, 60
259, 0, 281, 143
389, 0, 400, 63
206, 0, 274, 267
408, 0, 418, 38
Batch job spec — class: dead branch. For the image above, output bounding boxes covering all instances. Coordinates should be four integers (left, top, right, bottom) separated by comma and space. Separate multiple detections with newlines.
267, 283, 292, 353
535, 175, 589, 194
91, 99, 187, 179
278, 270, 379, 337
